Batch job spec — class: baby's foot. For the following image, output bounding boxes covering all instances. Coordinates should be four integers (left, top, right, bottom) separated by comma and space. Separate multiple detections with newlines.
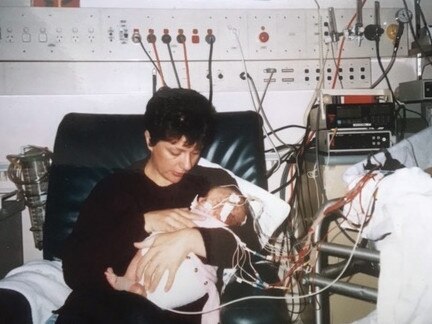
105, 267, 135, 292
105, 267, 146, 296
104, 267, 121, 290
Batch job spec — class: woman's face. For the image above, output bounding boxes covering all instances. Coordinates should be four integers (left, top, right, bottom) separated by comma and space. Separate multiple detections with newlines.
145, 131, 201, 186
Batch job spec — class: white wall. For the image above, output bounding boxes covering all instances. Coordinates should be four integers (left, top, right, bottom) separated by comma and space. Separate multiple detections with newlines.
0, 0, 430, 265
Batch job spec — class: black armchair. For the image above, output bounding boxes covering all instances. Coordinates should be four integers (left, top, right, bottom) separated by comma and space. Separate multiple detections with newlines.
1, 111, 289, 324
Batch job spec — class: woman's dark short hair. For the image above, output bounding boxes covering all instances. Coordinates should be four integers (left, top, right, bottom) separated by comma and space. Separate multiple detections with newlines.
144, 87, 216, 149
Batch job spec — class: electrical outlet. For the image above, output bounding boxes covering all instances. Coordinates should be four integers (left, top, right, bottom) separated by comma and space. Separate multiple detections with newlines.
6, 28, 14, 43
72, 27, 79, 43
56, 27, 63, 43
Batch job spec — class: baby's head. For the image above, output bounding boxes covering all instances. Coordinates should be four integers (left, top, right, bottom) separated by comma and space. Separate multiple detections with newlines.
196, 185, 248, 226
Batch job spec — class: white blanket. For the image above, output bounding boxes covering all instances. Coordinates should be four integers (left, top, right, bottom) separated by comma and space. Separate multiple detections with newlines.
0, 260, 71, 324
346, 168, 432, 324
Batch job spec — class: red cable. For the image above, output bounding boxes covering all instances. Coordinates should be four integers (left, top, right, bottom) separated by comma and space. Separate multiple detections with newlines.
151, 42, 166, 86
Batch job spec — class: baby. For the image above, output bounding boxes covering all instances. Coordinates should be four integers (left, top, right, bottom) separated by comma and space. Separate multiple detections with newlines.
105, 185, 248, 324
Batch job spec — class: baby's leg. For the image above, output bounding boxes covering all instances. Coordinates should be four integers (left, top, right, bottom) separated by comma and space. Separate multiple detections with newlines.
105, 267, 135, 291
105, 250, 147, 296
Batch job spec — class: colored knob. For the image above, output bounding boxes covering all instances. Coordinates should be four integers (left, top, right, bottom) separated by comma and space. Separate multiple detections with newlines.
259, 31, 269, 43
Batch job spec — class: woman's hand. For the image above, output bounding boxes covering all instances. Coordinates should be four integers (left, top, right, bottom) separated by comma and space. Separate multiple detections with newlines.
144, 208, 204, 233
134, 228, 206, 293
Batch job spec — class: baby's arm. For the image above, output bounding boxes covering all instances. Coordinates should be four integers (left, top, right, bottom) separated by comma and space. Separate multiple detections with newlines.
104, 249, 147, 296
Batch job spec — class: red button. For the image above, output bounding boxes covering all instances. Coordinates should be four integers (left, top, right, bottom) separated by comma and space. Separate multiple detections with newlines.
259, 31, 269, 43
192, 35, 200, 43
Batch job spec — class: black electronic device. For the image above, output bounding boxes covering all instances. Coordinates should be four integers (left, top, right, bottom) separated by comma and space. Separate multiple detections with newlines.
325, 102, 395, 131
319, 129, 393, 154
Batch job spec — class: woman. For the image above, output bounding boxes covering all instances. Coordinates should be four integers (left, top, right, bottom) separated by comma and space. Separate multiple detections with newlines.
104, 185, 250, 324
57, 87, 261, 323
